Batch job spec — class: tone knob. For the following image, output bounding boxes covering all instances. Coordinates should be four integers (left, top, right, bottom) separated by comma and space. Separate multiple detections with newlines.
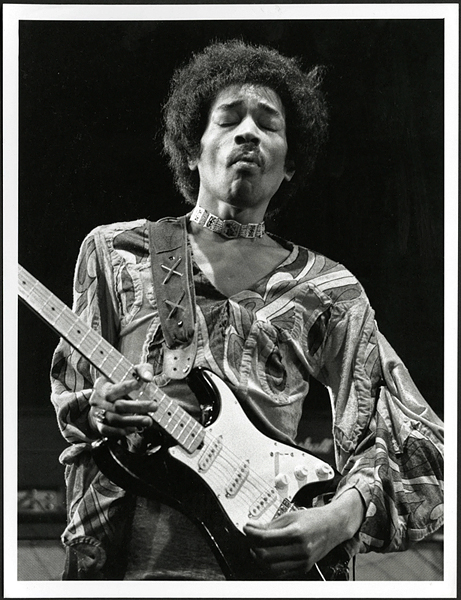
294, 465, 309, 480
274, 474, 289, 490
315, 464, 333, 480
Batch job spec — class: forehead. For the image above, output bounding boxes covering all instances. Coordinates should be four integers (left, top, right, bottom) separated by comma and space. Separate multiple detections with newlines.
210, 84, 285, 116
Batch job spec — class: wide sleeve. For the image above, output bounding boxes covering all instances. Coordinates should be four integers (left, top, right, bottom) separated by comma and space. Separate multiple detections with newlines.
50, 227, 120, 462
315, 292, 444, 555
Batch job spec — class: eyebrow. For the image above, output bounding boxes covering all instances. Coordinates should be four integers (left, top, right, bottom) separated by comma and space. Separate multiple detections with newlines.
214, 99, 284, 119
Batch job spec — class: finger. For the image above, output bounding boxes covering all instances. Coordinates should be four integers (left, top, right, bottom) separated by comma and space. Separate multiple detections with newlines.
264, 511, 299, 529
244, 521, 299, 546
105, 412, 153, 430
113, 399, 158, 415
245, 511, 296, 532
91, 376, 140, 404
93, 406, 153, 436
251, 541, 306, 567
91, 377, 112, 405
94, 421, 141, 438
105, 378, 146, 402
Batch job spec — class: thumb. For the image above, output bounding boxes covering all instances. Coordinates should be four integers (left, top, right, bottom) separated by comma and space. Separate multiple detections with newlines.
245, 511, 296, 533
266, 511, 300, 530
135, 362, 154, 382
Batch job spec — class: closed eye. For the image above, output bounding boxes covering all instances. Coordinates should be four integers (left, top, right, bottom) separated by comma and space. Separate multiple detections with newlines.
218, 120, 280, 132
259, 117, 282, 132
260, 124, 279, 132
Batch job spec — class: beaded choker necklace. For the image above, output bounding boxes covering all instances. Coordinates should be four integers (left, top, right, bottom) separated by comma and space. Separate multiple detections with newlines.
190, 206, 265, 239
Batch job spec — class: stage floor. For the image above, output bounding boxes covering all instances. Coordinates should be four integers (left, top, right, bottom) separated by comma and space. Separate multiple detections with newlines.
18, 538, 443, 581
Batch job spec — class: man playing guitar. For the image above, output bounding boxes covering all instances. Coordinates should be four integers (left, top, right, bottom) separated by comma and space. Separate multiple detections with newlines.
49, 40, 444, 580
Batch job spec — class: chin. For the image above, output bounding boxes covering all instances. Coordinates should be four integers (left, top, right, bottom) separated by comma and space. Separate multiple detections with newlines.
227, 182, 260, 207
226, 193, 259, 210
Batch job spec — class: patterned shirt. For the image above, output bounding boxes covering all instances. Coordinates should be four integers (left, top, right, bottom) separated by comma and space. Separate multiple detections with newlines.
50, 218, 444, 579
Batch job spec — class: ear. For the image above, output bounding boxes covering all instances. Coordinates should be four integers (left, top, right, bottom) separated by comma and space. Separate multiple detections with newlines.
188, 156, 198, 171
284, 159, 295, 182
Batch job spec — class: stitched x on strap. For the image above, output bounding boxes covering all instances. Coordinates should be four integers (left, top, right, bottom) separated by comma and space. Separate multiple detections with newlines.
148, 216, 197, 379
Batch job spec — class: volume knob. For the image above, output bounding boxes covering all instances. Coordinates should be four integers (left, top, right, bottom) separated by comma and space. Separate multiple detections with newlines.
294, 465, 309, 481
274, 474, 289, 490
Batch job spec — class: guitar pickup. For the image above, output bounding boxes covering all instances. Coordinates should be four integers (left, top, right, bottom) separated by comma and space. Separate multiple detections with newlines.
198, 435, 223, 472
248, 487, 277, 519
225, 460, 250, 498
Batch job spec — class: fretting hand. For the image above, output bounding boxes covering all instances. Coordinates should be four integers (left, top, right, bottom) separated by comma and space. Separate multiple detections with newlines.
88, 363, 157, 438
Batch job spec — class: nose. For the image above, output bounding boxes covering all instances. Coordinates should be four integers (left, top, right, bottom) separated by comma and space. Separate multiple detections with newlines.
234, 117, 260, 146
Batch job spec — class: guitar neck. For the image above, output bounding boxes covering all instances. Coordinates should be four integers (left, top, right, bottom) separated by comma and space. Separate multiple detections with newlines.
18, 265, 204, 453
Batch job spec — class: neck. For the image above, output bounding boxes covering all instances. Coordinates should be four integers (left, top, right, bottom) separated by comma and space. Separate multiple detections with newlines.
195, 196, 269, 225
190, 205, 266, 240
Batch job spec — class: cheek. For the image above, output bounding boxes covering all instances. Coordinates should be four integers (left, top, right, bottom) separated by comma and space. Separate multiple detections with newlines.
271, 136, 288, 158
268, 144, 289, 175
199, 136, 223, 164
196, 144, 216, 172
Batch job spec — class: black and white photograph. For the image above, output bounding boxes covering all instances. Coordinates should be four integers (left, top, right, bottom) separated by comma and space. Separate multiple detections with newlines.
4, 3, 457, 597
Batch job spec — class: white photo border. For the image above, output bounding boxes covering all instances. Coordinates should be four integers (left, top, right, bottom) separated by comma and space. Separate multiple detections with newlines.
4, 4, 458, 598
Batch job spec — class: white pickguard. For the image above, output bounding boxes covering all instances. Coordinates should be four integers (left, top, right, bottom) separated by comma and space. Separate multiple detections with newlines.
169, 371, 334, 532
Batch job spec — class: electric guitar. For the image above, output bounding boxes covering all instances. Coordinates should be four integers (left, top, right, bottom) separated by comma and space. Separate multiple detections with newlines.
18, 265, 350, 581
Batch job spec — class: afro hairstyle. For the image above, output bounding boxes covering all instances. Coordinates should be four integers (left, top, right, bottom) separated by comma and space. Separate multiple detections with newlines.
163, 39, 328, 212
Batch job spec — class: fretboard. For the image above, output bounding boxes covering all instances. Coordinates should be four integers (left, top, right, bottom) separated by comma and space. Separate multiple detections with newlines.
18, 264, 204, 452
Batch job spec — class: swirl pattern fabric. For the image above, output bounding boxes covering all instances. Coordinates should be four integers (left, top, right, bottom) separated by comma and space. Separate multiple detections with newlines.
50, 218, 443, 578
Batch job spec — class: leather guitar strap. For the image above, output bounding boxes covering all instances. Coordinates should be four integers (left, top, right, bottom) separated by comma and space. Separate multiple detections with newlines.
148, 216, 197, 379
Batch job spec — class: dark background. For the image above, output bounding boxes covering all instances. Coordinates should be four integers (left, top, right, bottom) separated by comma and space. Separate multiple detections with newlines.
18, 19, 444, 490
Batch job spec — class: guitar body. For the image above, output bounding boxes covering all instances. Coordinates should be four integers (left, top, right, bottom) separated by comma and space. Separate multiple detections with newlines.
92, 369, 350, 581
17, 267, 349, 581
94, 435, 273, 580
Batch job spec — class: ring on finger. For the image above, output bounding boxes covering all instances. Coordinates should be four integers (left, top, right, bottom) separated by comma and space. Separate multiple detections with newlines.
94, 408, 107, 424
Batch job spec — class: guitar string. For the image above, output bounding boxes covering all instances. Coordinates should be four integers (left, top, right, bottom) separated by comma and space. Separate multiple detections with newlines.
162, 398, 322, 515
158, 401, 271, 510
157, 399, 283, 503
24, 278, 205, 451
23, 276, 299, 519
172, 423, 299, 521
20, 269, 336, 578
20, 271, 312, 521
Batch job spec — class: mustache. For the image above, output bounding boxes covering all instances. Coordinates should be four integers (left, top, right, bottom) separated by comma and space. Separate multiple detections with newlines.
227, 145, 263, 168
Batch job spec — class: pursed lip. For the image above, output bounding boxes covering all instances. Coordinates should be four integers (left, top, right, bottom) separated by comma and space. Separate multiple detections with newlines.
228, 150, 262, 168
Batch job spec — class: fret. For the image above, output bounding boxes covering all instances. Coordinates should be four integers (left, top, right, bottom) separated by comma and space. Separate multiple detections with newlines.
88, 338, 113, 370
67, 320, 93, 348
41, 300, 69, 328
18, 276, 39, 300
176, 413, 198, 444
183, 421, 205, 452
156, 397, 175, 429
106, 354, 131, 381
39, 291, 61, 312
52, 308, 76, 334
168, 413, 183, 437
18, 264, 205, 453
136, 383, 165, 410
120, 366, 138, 384
154, 397, 204, 449
158, 401, 186, 433
97, 347, 115, 370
